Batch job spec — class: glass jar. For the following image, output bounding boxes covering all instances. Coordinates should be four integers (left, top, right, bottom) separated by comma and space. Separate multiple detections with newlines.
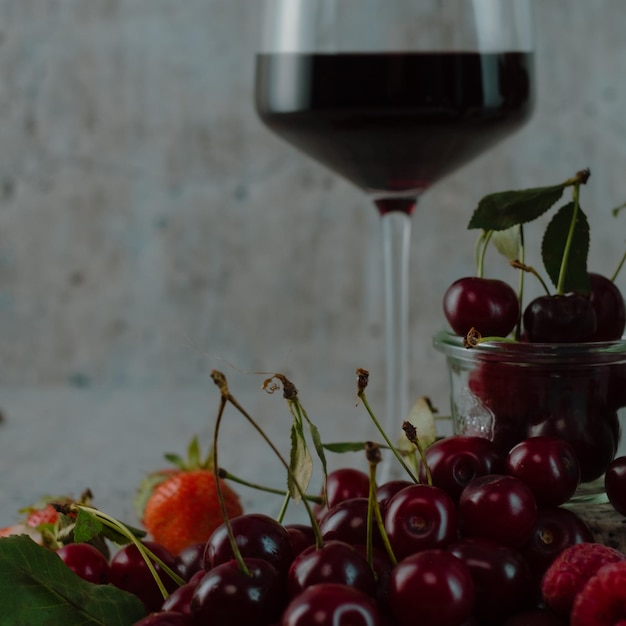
433, 329, 626, 500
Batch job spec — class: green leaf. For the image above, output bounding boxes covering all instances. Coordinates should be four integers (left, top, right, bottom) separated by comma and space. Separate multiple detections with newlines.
288, 419, 313, 502
542, 202, 591, 294
300, 411, 328, 498
468, 184, 566, 231
73, 509, 103, 544
491, 225, 521, 261
0, 535, 146, 625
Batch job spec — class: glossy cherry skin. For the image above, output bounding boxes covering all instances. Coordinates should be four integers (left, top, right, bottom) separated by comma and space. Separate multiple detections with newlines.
506, 436, 581, 507
285, 523, 316, 557
175, 542, 205, 581
160, 579, 198, 615
588, 272, 626, 341
388, 549, 474, 626
520, 506, 594, 578
523, 294, 597, 343
448, 536, 534, 625
132, 612, 195, 626
280, 583, 387, 626
376, 479, 413, 508
287, 540, 376, 598
605, 456, 626, 516
319, 497, 382, 548
384, 484, 458, 560
443, 276, 520, 338
419, 435, 505, 502
203, 513, 294, 576
315, 468, 371, 518
56, 542, 110, 585
458, 474, 537, 548
191, 557, 285, 626
109, 541, 180, 613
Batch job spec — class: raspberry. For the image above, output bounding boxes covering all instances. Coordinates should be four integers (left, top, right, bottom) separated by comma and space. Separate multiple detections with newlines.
541, 542, 626, 615
571, 561, 626, 626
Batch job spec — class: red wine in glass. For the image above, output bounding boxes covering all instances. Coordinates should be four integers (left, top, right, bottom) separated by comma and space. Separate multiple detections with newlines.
256, 51, 534, 212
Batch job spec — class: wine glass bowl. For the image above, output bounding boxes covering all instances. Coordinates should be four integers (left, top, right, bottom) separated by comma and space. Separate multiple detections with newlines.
255, 0, 535, 477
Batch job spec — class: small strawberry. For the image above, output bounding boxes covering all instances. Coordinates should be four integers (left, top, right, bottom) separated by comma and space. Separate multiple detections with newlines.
571, 560, 626, 626
136, 436, 243, 555
541, 542, 626, 616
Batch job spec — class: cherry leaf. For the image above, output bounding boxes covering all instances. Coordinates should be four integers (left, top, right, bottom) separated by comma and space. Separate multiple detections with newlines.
491, 225, 521, 261
73, 508, 103, 544
397, 397, 437, 452
0, 535, 145, 625
541, 202, 591, 294
468, 184, 566, 231
288, 419, 313, 502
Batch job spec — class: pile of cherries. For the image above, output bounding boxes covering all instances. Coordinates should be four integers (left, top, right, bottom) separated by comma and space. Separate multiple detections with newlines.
443, 270, 626, 484
57, 434, 624, 626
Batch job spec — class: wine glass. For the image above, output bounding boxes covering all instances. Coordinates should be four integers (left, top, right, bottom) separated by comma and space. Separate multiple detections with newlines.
254, 0, 535, 477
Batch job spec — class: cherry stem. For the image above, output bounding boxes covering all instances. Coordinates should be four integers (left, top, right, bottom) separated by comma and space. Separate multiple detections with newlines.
211, 370, 325, 550
365, 442, 397, 568
556, 181, 581, 295
475, 230, 494, 278
356, 369, 419, 483
402, 421, 431, 486
510, 259, 551, 295
610, 248, 626, 283
211, 391, 251, 577
76, 505, 185, 594
218, 468, 324, 505
515, 225, 525, 341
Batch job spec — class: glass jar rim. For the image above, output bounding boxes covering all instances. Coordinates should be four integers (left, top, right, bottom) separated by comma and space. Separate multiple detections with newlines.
432, 329, 626, 364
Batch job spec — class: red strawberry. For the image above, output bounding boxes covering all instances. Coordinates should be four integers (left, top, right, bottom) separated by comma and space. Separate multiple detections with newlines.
541, 542, 626, 616
136, 436, 243, 555
571, 560, 626, 626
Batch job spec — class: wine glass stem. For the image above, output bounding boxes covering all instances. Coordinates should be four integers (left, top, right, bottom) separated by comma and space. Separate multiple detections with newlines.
381, 210, 412, 480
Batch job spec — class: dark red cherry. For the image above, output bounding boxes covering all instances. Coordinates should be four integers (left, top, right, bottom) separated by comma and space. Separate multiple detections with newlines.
588, 272, 626, 341
383, 484, 458, 560
319, 467, 371, 513
420, 435, 505, 501
605, 456, 626, 516
109, 541, 179, 613
160, 580, 198, 615
132, 612, 195, 626
285, 523, 316, 557
56, 542, 110, 585
506, 436, 580, 507
281, 583, 387, 626
443, 276, 520, 338
287, 540, 376, 598
376, 479, 414, 507
448, 536, 534, 624
388, 549, 475, 626
523, 294, 597, 343
520, 506, 594, 578
458, 474, 537, 548
175, 542, 205, 581
319, 497, 382, 548
203, 513, 294, 576
191, 558, 285, 626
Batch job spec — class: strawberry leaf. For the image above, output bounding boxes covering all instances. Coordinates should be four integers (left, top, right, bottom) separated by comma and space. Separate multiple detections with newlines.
468, 184, 566, 231
0, 535, 145, 625
542, 202, 591, 294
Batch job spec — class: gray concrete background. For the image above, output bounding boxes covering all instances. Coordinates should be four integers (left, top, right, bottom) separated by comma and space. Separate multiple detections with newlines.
1, 1, 626, 526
